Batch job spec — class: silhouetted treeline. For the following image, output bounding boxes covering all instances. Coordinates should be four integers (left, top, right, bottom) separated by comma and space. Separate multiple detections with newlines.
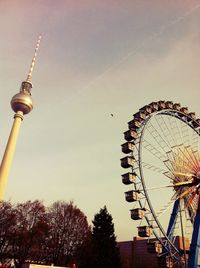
0, 200, 90, 268
0, 201, 121, 268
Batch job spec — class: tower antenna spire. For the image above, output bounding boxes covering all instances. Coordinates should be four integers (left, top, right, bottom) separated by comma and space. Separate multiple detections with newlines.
26, 34, 42, 83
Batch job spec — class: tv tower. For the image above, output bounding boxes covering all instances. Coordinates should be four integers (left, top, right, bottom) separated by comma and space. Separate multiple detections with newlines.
0, 35, 42, 200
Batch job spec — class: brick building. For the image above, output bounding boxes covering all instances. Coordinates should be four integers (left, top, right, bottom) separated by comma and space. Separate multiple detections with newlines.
118, 236, 190, 268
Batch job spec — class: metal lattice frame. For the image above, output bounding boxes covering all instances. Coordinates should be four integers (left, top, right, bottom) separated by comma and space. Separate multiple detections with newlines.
121, 101, 200, 267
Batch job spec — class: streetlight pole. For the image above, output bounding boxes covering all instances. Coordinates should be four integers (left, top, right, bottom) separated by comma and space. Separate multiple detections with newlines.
0, 35, 42, 200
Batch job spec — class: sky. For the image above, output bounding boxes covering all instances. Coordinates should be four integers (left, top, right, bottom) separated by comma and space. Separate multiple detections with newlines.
0, 0, 200, 241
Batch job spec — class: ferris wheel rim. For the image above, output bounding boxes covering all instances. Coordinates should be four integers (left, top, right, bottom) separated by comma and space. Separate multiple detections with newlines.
137, 110, 198, 258
121, 100, 200, 265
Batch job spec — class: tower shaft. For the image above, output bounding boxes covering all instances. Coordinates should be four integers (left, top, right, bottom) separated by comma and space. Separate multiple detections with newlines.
0, 111, 23, 200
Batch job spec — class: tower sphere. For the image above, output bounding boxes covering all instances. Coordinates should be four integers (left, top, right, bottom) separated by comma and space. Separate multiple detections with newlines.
11, 91, 33, 114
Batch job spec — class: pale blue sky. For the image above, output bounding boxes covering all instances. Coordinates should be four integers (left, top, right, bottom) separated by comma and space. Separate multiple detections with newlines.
0, 0, 200, 241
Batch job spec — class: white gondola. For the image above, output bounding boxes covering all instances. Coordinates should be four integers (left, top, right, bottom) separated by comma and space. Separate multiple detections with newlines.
120, 156, 135, 168
187, 112, 196, 122
180, 107, 189, 114
147, 241, 162, 254
121, 142, 135, 154
128, 119, 141, 129
122, 172, 136, 185
140, 105, 152, 114
158, 256, 173, 268
173, 103, 181, 110
138, 226, 153, 237
196, 119, 200, 126
188, 112, 196, 120
134, 111, 146, 120
165, 101, 173, 109
125, 190, 140, 202
149, 102, 159, 111
124, 129, 138, 141
130, 208, 145, 220
158, 100, 166, 109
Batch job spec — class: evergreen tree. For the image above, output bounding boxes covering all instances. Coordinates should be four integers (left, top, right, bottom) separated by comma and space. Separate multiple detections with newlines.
92, 206, 121, 268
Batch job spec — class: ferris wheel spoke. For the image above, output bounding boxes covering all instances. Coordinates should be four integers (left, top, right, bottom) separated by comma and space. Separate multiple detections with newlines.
198, 151, 200, 163
187, 121, 200, 150
162, 157, 188, 182
186, 192, 197, 208
191, 132, 200, 152
163, 147, 193, 175
155, 115, 177, 148
163, 116, 178, 146
144, 185, 174, 191
163, 159, 175, 174
181, 121, 192, 147
146, 121, 172, 154
141, 162, 166, 174
188, 127, 198, 150
174, 161, 194, 174
191, 148, 200, 168
175, 147, 196, 170
143, 180, 193, 192
186, 147, 200, 172
156, 200, 174, 219
167, 114, 184, 146
173, 172, 192, 178
179, 185, 198, 199
179, 146, 199, 172
142, 138, 167, 161
141, 139, 183, 180
188, 194, 198, 210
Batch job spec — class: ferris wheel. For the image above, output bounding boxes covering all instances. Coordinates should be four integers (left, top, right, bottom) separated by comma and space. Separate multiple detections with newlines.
120, 101, 200, 268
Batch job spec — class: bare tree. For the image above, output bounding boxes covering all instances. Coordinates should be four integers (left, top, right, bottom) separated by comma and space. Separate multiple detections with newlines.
9, 200, 48, 267
44, 201, 90, 266
0, 200, 90, 267
0, 201, 16, 259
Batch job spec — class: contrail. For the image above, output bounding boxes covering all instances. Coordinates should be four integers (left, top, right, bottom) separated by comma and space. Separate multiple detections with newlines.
58, 3, 200, 108
76, 3, 200, 95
